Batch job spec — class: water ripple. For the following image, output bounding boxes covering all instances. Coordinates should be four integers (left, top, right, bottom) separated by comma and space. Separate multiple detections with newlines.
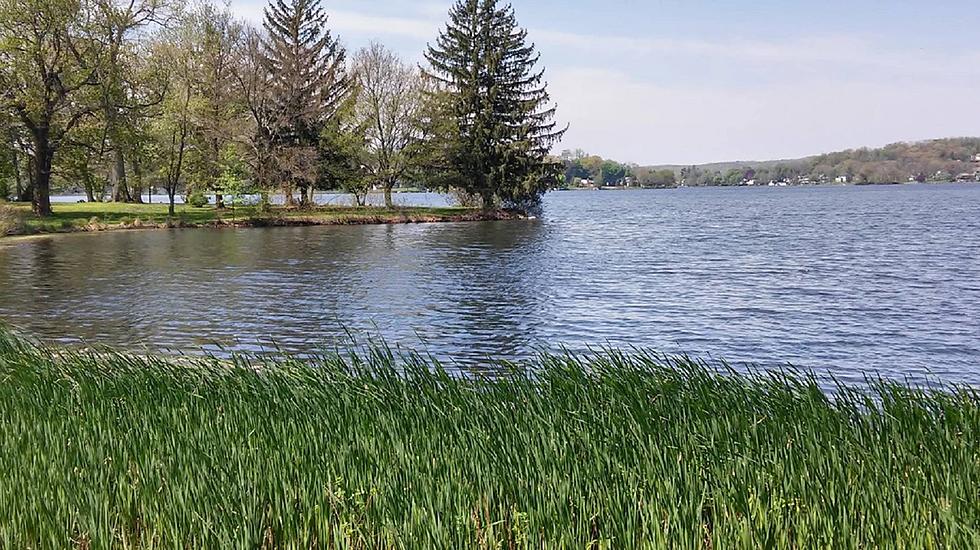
2, 184, 979, 385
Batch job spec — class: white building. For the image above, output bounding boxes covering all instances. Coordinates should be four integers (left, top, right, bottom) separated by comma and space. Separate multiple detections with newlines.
835, 175, 850, 184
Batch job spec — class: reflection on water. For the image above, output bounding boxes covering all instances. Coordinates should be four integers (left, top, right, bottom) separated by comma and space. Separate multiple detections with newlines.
3, 184, 980, 385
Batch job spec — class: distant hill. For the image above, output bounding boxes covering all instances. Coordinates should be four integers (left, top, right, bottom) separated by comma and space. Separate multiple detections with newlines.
661, 138, 980, 186
646, 157, 810, 174
561, 138, 980, 187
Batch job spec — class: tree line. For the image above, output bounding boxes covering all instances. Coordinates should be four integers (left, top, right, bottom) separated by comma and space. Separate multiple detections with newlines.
0, 0, 565, 216
561, 138, 980, 189
559, 149, 676, 188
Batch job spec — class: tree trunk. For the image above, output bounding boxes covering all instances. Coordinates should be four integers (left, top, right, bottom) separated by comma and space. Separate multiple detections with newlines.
14, 169, 23, 201
481, 190, 494, 211
283, 183, 295, 207
20, 157, 35, 204
306, 184, 315, 207
298, 186, 308, 208
111, 149, 130, 202
384, 181, 395, 209
32, 133, 53, 217
10, 130, 24, 200
215, 193, 225, 209
84, 176, 96, 203
130, 157, 144, 204
168, 190, 176, 217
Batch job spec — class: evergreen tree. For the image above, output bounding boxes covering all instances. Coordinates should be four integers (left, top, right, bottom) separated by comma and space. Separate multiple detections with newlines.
260, 0, 348, 206
423, 0, 565, 212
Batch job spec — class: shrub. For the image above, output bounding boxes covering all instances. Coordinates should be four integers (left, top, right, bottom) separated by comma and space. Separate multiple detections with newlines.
186, 190, 209, 208
450, 187, 481, 208
0, 205, 25, 236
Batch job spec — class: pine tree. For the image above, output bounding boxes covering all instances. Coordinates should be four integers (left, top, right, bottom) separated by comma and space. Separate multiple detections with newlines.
261, 0, 348, 206
424, 0, 565, 212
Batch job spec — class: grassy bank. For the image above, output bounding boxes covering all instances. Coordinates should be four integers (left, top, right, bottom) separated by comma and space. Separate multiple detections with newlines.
0, 201, 511, 238
0, 330, 978, 547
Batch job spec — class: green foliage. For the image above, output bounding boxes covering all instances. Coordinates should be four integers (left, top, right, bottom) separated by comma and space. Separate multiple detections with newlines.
565, 138, 980, 189
351, 42, 425, 207
261, 0, 350, 203
0, 0, 103, 215
178, 2, 245, 203
559, 150, 638, 187
185, 190, 209, 208
633, 167, 676, 187
0, 328, 978, 547
0, 117, 11, 200
216, 144, 249, 201
319, 95, 372, 206
423, 0, 565, 211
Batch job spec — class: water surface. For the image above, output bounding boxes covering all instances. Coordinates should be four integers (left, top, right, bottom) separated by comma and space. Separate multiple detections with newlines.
3, 184, 979, 385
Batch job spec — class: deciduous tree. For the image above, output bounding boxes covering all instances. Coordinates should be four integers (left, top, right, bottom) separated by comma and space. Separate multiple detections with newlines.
189, 2, 244, 209
95, 0, 172, 203
351, 42, 423, 208
0, 0, 102, 216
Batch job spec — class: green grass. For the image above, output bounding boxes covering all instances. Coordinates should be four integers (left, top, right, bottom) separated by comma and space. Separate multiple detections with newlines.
1, 201, 481, 237
0, 328, 978, 547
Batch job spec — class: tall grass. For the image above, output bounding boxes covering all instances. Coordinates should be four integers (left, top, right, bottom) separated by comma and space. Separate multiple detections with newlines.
0, 328, 978, 548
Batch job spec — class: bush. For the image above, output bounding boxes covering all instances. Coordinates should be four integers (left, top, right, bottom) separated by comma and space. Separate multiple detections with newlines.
449, 187, 481, 208
0, 205, 25, 236
186, 191, 209, 208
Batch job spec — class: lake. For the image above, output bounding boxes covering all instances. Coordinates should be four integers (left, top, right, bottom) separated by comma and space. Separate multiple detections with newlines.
3, 184, 979, 385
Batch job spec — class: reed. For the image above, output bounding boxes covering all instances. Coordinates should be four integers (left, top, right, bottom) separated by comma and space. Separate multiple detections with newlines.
0, 328, 977, 548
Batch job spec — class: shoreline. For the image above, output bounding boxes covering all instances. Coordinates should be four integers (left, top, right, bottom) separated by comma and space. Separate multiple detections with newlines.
0, 202, 525, 241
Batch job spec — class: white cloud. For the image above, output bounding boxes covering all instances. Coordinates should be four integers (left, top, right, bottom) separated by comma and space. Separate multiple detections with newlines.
328, 10, 441, 40
227, 2, 980, 163
532, 29, 978, 80
235, 5, 442, 40
233, 5, 978, 81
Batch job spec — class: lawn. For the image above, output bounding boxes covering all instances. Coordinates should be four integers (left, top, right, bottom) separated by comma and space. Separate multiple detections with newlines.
0, 201, 489, 237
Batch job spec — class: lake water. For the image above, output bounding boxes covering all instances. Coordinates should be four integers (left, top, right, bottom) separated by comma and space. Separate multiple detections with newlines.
3, 184, 979, 386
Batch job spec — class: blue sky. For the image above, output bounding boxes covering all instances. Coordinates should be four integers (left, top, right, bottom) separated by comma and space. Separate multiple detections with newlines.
230, 0, 980, 165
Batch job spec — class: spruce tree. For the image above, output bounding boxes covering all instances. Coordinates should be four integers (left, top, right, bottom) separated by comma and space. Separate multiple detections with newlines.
261, 0, 348, 206
424, 0, 565, 212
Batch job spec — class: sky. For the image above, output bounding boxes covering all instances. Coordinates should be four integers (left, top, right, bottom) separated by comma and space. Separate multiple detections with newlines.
229, 0, 980, 165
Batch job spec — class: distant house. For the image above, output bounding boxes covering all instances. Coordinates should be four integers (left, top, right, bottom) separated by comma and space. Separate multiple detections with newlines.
973, 153, 980, 162
835, 175, 850, 184
954, 173, 977, 182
